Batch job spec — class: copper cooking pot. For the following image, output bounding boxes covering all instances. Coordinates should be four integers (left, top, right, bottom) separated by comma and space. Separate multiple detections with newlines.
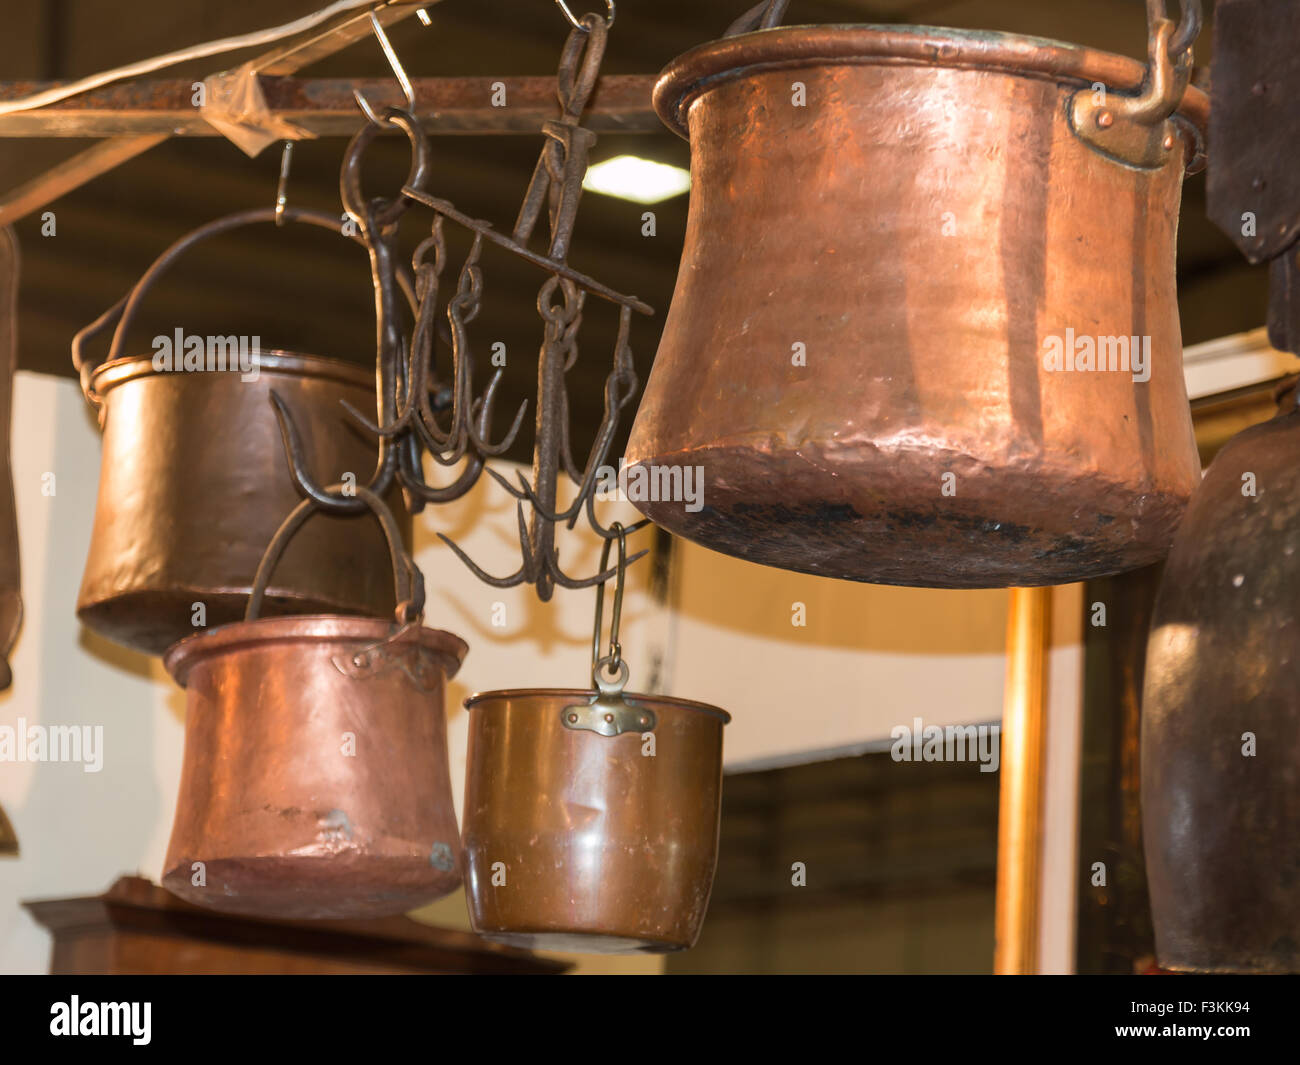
73, 207, 410, 655
626, 14, 1207, 587
1142, 379, 1300, 974
462, 527, 730, 952
162, 488, 467, 919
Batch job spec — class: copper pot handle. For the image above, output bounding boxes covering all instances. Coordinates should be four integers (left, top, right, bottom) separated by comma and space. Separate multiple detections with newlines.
70, 206, 417, 416
245, 484, 424, 625
725, 0, 1202, 59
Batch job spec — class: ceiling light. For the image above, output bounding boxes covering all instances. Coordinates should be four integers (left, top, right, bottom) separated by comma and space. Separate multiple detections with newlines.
582, 155, 690, 204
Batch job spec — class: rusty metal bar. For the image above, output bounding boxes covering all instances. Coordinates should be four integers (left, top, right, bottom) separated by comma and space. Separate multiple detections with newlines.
400, 185, 654, 313
0, 75, 660, 137
0, 1, 431, 217
994, 586, 1052, 975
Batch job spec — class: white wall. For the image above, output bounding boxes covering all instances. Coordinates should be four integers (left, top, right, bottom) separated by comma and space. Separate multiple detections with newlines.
0, 370, 1081, 975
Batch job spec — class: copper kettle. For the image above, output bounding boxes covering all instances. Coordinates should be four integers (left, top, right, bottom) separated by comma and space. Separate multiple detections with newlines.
161, 487, 467, 919
627, 8, 1206, 587
1142, 379, 1300, 973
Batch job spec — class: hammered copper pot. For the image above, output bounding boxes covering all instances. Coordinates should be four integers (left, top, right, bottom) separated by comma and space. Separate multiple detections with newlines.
162, 615, 468, 919
462, 688, 730, 953
74, 206, 409, 656
626, 24, 1208, 587
1142, 381, 1300, 974
78, 351, 408, 655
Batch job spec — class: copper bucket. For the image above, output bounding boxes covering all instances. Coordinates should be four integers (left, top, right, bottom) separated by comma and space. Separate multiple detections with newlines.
73, 207, 410, 655
162, 489, 467, 919
462, 527, 730, 952
626, 12, 1208, 587
1142, 379, 1300, 973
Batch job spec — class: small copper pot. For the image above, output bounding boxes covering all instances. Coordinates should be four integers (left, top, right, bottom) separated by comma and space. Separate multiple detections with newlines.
627, 21, 1207, 587
74, 208, 409, 655
462, 686, 730, 952
162, 489, 467, 920
1142, 380, 1300, 973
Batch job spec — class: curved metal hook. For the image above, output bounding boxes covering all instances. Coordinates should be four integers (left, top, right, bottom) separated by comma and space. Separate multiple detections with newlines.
268, 390, 394, 515
354, 9, 416, 125
555, 0, 614, 31
1148, 0, 1201, 58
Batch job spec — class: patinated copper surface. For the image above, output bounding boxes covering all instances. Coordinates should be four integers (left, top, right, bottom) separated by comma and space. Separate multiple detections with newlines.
1142, 383, 1300, 974
162, 616, 467, 919
77, 352, 410, 655
462, 688, 729, 953
626, 26, 1207, 587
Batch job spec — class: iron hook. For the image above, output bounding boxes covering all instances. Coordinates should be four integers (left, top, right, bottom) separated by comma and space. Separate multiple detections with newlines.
554, 0, 614, 32
274, 141, 293, 226
354, 9, 416, 125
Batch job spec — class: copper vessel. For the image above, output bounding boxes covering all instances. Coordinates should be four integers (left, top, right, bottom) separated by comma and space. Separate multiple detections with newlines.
74, 208, 409, 656
162, 490, 467, 920
462, 687, 729, 952
626, 22, 1207, 587
1142, 380, 1300, 973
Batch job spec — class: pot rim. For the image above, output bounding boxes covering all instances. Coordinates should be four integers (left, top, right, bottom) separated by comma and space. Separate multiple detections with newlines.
164, 614, 468, 688
465, 687, 731, 723
654, 23, 1210, 138
90, 348, 377, 396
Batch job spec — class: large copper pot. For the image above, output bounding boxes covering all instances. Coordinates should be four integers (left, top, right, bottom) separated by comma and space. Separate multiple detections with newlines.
1142, 380, 1300, 973
73, 207, 409, 656
162, 489, 467, 919
462, 687, 729, 952
626, 21, 1208, 587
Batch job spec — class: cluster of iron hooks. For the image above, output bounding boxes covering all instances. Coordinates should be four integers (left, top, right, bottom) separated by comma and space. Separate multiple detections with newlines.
268, 1, 655, 601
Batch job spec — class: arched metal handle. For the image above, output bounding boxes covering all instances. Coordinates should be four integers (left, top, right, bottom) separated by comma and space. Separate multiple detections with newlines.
70, 206, 417, 415
245, 481, 424, 625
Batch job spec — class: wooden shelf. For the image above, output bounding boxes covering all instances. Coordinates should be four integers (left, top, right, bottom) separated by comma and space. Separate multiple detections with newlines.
23, 876, 568, 975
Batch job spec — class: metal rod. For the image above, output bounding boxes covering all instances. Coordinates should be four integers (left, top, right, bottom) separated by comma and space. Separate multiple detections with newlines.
994, 586, 1052, 975
0, 134, 168, 225
0, 75, 660, 137
0, 3, 431, 224
401, 185, 653, 314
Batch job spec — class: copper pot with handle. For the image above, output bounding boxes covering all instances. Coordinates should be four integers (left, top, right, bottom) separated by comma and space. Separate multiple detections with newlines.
73, 207, 411, 656
626, 3, 1206, 587
462, 525, 730, 952
161, 487, 467, 920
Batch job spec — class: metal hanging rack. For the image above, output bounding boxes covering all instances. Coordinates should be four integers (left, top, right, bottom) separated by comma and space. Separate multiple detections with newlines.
250, 1, 654, 600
